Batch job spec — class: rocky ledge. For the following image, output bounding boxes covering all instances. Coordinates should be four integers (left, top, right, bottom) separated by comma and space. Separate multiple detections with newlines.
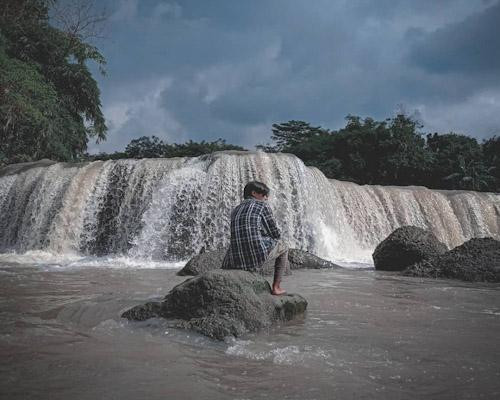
403, 237, 500, 283
178, 248, 341, 276
122, 269, 308, 340
373, 225, 447, 271
177, 248, 227, 276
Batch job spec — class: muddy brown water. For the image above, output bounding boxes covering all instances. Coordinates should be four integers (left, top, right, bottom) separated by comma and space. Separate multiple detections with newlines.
1, 262, 499, 400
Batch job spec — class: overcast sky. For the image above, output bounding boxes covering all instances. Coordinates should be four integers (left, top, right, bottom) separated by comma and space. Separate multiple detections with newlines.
87, 0, 500, 153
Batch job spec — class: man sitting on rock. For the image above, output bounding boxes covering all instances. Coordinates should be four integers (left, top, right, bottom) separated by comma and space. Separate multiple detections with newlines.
222, 181, 288, 295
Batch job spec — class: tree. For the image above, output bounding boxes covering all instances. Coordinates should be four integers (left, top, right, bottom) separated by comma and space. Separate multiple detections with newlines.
258, 120, 327, 152
318, 114, 430, 185
50, 0, 108, 44
0, 40, 87, 163
124, 136, 168, 158
84, 137, 247, 161
0, 0, 107, 165
442, 157, 496, 191
378, 114, 431, 185
261, 114, 431, 185
426, 133, 483, 189
481, 136, 500, 192
169, 138, 245, 157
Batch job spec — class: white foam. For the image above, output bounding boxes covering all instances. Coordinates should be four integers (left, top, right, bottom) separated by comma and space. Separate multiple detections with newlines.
480, 309, 500, 316
225, 339, 331, 365
332, 260, 374, 270
0, 250, 186, 270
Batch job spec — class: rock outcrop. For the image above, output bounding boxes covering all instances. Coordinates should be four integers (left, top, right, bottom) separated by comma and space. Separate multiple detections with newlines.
122, 269, 308, 340
289, 249, 341, 270
177, 248, 340, 276
177, 248, 227, 276
373, 226, 447, 271
403, 237, 500, 282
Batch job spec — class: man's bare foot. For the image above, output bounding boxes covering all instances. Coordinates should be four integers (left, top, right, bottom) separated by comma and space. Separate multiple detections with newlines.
271, 287, 286, 295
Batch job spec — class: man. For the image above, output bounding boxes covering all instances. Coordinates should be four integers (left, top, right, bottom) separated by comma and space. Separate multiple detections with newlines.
222, 181, 288, 295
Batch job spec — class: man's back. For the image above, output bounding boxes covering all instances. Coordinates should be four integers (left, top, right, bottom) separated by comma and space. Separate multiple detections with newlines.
222, 198, 280, 270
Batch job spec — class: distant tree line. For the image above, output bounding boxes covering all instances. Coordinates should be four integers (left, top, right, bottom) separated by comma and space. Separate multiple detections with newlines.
86, 114, 499, 193
258, 116, 500, 193
85, 137, 245, 160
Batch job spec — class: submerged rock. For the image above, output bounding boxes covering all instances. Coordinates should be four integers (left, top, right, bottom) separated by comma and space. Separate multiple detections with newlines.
122, 301, 163, 321
259, 248, 341, 275
403, 237, 500, 282
177, 248, 340, 276
373, 226, 447, 271
288, 249, 341, 270
122, 269, 308, 340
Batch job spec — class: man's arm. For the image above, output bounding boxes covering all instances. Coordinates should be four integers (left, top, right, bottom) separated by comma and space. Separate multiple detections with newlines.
261, 203, 281, 240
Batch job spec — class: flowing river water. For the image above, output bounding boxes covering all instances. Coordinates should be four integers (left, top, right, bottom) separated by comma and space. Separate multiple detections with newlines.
1, 152, 499, 399
0, 260, 499, 400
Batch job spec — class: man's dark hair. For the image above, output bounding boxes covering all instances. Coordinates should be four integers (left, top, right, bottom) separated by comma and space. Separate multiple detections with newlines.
243, 181, 270, 199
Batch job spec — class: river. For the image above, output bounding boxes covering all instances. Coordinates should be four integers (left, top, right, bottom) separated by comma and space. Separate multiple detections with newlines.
1, 153, 499, 399
1, 257, 498, 400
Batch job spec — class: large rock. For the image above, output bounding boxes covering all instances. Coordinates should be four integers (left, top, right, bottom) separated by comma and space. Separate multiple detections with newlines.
122, 269, 308, 340
373, 226, 447, 271
177, 248, 226, 276
403, 237, 500, 282
177, 248, 341, 276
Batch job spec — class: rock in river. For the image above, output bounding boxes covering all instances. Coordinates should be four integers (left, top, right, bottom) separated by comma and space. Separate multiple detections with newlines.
122, 269, 308, 340
373, 226, 447, 271
177, 248, 227, 276
403, 237, 500, 282
178, 248, 340, 276
288, 249, 341, 270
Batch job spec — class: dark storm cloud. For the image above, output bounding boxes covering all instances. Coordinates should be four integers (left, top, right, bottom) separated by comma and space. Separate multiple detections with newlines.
409, 1, 500, 73
88, 0, 500, 153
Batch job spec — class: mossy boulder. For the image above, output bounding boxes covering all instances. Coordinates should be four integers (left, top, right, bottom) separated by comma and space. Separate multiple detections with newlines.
122, 269, 308, 340
373, 226, 447, 271
403, 237, 500, 282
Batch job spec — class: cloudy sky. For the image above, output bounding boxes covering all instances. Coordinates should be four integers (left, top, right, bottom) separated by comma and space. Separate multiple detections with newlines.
87, 0, 500, 153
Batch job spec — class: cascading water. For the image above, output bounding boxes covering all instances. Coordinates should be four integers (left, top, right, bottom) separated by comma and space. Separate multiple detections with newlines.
0, 151, 499, 265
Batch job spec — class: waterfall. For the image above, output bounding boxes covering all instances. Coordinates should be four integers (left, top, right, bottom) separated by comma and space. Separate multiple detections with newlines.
1, 152, 499, 264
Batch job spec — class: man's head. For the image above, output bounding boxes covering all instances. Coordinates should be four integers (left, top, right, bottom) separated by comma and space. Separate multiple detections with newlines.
243, 181, 270, 200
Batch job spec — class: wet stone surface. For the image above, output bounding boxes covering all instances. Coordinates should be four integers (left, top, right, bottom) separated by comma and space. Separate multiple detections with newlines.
123, 269, 308, 340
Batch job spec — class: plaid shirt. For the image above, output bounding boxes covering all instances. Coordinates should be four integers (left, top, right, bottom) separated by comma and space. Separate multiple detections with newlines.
222, 198, 281, 270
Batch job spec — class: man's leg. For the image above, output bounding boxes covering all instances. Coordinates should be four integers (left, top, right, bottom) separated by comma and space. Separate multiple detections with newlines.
268, 241, 288, 295
272, 250, 288, 295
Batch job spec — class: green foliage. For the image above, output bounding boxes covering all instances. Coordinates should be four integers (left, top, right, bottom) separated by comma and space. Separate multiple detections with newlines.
442, 157, 496, 191
0, 0, 106, 165
261, 114, 498, 192
258, 120, 327, 152
379, 114, 432, 185
85, 137, 247, 161
481, 136, 500, 192
0, 38, 87, 163
168, 139, 245, 157
124, 136, 167, 158
264, 114, 432, 186
426, 133, 482, 188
